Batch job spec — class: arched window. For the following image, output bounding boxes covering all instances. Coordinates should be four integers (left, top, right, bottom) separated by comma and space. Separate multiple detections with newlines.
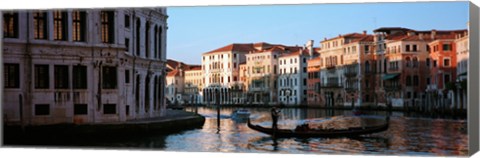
406, 75, 412, 86
365, 61, 370, 73
145, 21, 150, 58
136, 18, 141, 56
154, 25, 158, 59
384, 59, 387, 73
135, 75, 140, 112
145, 74, 150, 112
413, 57, 418, 67
159, 26, 163, 60
405, 57, 411, 67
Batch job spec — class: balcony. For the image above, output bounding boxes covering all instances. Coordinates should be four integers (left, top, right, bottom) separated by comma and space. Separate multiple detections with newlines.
388, 67, 400, 72
345, 87, 357, 93
426, 84, 438, 91
320, 82, 342, 88
326, 65, 336, 69
384, 85, 401, 91
344, 71, 357, 77
249, 86, 267, 92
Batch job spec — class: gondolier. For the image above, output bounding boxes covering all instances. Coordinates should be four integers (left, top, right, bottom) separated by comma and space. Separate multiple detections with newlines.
271, 107, 281, 132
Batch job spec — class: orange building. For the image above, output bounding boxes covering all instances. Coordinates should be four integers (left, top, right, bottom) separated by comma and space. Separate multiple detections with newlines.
307, 56, 322, 105
374, 28, 466, 108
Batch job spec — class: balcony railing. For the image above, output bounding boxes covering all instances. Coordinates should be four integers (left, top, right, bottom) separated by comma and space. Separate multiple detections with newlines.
326, 65, 336, 69
344, 71, 357, 77
384, 85, 401, 91
426, 84, 438, 91
320, 83, 342, 88
249, 86, 268, 92
388, 67, 400, 71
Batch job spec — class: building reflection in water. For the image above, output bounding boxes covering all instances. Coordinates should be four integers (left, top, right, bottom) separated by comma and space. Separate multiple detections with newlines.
165, 107, 467, 156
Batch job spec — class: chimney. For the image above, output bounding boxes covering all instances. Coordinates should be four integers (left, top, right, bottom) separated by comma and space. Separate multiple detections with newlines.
363, 30, 367, 35
431, 29, 437, 40
306, 40, 314, 57
407, 31, 414, 36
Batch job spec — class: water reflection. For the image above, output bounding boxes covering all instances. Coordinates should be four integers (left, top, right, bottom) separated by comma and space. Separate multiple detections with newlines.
171, 106, 467, 156
61, 106, 467, 156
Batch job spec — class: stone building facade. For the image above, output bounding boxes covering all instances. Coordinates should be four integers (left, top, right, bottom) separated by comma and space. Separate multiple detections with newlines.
2, 8, 168, 125
454, 31, 468, 110
318, 33, 368, 107
306, 56, 322, 105
201, 43, 248, 105
373, 28, 466, 108
278, 49, 310, 105
184, 66, 203, 104
341, 33, 376, 107
165, 68, 184, 105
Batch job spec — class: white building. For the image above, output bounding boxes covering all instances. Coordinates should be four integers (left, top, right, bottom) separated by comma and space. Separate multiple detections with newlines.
201, 43, 250, 105
165, 67, 185, 105
277, 49, 310, 105
2, 8, 168, 125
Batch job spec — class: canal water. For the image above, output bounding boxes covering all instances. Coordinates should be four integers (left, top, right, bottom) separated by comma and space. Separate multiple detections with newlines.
67, 107, 468, 156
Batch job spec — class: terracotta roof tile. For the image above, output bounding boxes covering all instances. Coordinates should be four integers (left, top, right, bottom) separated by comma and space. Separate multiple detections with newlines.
167, 69, 179, 77
203, 43, 256, 55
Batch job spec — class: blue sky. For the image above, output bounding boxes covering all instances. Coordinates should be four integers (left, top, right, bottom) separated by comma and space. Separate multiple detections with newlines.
167, 2, 469, 65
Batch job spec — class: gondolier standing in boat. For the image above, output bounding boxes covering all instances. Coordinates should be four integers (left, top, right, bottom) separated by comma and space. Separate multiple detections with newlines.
271, 107, 281, 132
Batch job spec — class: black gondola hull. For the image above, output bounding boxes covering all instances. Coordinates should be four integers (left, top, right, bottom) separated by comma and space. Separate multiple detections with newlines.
247, 118, 389, 138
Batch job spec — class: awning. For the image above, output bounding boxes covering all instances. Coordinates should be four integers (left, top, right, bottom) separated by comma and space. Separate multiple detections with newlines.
382, 73, 400, 80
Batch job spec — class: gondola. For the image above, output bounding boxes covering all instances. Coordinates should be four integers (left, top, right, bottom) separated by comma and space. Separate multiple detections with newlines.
247, 117, 389, 138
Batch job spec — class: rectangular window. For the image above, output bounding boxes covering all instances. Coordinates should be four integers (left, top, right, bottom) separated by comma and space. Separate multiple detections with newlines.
405, 45, 410, 52
125, 38, 130, 52
125, 69, 130, 83
426, 45, 430, 52
433, 60, 437, 67
72, 11, 86, 42
124, 14, 130, 28
101, 11, 115, 43
444, 59, 450, 67
74, 104, 88, 115
126, 105, 130, 116
364, 45, 369, 53
413, 45, 417, 51
73, 65, 87, 89
444, 74, 451, 84
33, 12, 48, 39
54, 65, 69, 89
102, 66, 117, 89
426, 58, 430, 67
35, 104, 50, 116
103, 104, 116, 114
53, 11, 68, 41
273, 65, 277, 74
35, 65, 49, 89
3, 12, 18, 38
4, 63, 20, 88
442, 44, 452, 51
427, 77, 431, 85
413, 76, 419, 86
